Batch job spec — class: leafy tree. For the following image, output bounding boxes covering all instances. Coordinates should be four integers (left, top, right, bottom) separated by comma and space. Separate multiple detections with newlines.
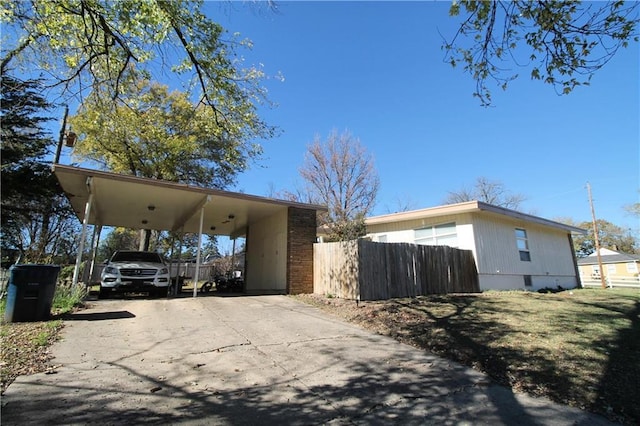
70, 78, 265, 252
1, 0, 275, 136
1, 75, 54, 218
624, 196, 640, 217
7, 207, 81, 264
70, 79, 262, 188
97, 229, 221, 262
2, 0, 276, 256
299, 130, 380, 241
574, 219, 638, 256
52, 224, 83, 265
97, 228, 140, 261
154, 232, 220, 261
201, 237, 222, 261
0, 73, 79, 263
443, 177, 526, 210
445, 1, 640, 105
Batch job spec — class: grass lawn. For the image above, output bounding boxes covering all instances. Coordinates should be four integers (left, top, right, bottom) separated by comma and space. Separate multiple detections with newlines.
1, 282, 86, 392
2, 284, 637, 423
296, 288, 640, 425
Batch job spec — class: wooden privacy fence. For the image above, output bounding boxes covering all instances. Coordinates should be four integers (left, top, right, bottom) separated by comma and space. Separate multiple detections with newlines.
314, 239, 479, 300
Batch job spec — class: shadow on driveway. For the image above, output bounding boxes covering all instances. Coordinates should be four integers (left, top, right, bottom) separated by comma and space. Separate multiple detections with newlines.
60, 310, 136, 321
2, 295, 616, 425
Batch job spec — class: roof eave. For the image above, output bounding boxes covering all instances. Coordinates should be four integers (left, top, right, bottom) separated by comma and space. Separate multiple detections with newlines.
52, 164, 328, 212
365, 200, 587, 234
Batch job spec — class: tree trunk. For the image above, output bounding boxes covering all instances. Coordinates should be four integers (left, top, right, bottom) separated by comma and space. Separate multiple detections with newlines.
139, 229, 151, 251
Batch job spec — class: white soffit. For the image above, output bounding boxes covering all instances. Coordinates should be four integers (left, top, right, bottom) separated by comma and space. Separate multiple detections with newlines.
53, 165, 325, 236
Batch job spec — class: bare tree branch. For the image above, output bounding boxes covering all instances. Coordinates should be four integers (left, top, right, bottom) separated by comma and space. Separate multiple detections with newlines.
443, 176, 526, 210
300, 130, 380, 241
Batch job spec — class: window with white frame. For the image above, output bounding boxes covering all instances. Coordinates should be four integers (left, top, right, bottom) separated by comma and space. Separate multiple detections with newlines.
607, 264, 616, 275
414, 222, 457, 247
591, 265, 601, 277
515, 228, 531, 261
627, 262, 639, 273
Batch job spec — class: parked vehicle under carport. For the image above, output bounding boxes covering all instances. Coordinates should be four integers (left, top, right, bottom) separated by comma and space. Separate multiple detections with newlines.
100, 251, 170, 298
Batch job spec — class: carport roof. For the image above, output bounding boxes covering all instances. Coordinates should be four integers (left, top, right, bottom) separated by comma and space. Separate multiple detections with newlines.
53, 165, 326, 237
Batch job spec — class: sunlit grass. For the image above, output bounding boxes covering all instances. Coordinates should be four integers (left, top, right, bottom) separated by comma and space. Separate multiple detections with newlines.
297, 288, 640, 424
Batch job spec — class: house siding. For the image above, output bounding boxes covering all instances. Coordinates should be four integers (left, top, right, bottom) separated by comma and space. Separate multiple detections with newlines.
367, 211, 579, 291
368, 213, 475, 246
245, 209, 288, 293
470, 216, 574, 274
471, 215, 578, 290
578, 261, 640, 280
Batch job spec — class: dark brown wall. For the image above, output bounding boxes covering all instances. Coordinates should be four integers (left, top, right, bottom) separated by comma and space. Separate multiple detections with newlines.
287, 207, 317, 294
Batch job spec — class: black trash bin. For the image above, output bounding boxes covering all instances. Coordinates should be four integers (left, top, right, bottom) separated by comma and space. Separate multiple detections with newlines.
4, 264, 60, 322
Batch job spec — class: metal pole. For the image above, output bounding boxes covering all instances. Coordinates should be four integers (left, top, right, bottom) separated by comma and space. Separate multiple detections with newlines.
587, 182, 607, 289
231, 238, 236, 277
177, 232, 184, 295
72, 183, 93, 287
193, 206, 205, 298
87, 224, 102, 286
169, 234, 177, 296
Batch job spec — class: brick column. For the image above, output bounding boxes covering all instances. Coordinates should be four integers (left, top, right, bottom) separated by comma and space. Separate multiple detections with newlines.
287, 207, 317, 294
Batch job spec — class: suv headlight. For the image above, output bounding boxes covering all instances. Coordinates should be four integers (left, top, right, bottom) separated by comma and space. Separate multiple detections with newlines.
160, 267, 169, 274
104, 266, 118, 274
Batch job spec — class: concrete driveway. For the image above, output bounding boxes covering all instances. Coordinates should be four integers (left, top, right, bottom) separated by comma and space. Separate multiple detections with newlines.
2, 295, 613, 425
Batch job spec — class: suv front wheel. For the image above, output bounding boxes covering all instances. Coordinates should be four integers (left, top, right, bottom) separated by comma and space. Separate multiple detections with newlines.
98, 286, 111, 299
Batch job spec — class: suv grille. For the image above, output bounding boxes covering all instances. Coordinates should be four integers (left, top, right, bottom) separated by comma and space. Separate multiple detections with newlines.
120, 268, 157, 277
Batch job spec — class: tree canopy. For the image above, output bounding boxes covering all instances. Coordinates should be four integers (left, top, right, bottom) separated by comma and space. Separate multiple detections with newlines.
624, 198, 640, 217
0, 73, 78, 263
70, 79, 262, 188
445, 0, 640, 105
572, 219, 638, 256
1, 0, 274, 138
0, 0, 275, 260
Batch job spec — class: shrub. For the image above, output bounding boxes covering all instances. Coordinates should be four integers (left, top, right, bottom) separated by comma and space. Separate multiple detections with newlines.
58, 264, 80, 283
52, 281, 87, 315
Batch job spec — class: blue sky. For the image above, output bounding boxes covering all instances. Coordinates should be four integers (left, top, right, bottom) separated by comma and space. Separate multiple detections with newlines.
203, 1, 639, 233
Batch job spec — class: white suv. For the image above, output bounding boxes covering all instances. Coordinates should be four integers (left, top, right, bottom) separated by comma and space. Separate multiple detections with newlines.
100, 251, 170, 298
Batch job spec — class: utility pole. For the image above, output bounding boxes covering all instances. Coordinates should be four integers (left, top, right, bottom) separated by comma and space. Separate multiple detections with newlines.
54, 105, 76, 164
587, 182, 607, 289
54, 105, 69, 164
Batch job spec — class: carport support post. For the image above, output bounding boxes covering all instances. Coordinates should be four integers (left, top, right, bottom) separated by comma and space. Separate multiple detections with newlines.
72, 189, 94, 288
169, 234, 177, 296
231, 238, 236, 274
87, 224, 102, 286
192, 201, 207, 298
176, 232, 184, 295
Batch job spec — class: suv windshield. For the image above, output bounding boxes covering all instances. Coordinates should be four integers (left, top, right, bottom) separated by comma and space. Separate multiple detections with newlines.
111, 251, 164, 263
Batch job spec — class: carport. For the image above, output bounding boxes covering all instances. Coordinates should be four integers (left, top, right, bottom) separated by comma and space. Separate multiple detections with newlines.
53, 165, 325, 296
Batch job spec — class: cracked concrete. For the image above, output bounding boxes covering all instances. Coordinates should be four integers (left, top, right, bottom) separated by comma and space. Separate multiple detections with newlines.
1, 295, 615, 425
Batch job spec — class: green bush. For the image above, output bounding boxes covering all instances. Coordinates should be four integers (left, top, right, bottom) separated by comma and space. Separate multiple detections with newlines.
52, 281, 87, 315
57, 264, 80, 282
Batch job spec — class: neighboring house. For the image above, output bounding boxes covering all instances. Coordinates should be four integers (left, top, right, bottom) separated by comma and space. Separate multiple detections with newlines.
577, 248, 640, 282
365, 201, 586, 291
